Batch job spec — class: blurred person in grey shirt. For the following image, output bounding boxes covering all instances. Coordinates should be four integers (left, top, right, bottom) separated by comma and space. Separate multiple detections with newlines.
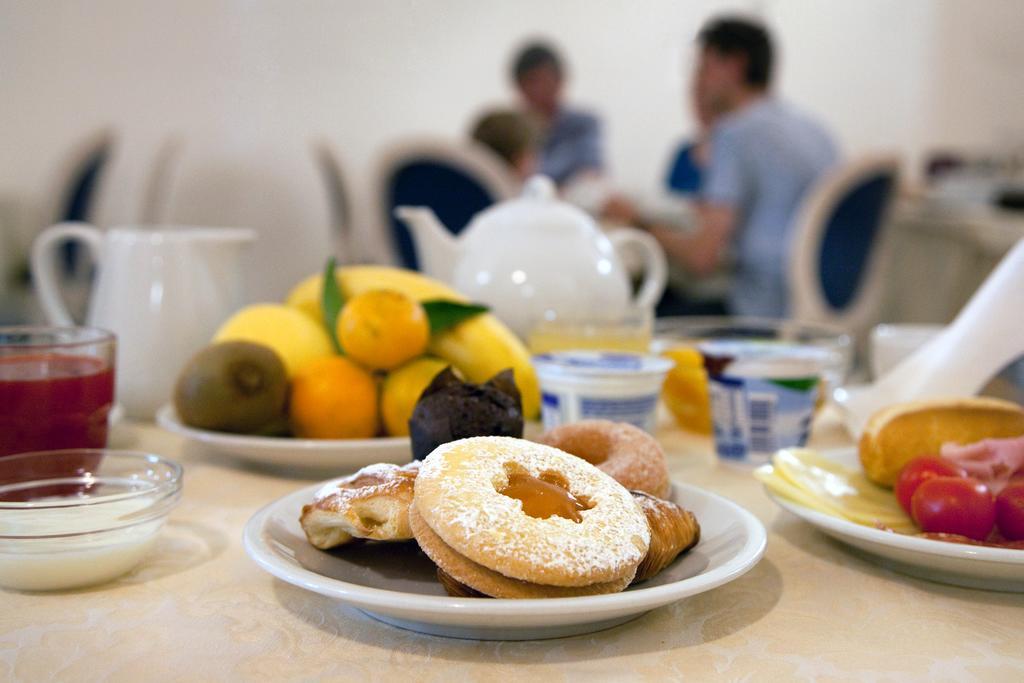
648, 17, 838, 317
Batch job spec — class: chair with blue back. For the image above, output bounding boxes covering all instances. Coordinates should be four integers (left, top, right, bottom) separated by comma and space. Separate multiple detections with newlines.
312, 139, 357, 264
373, 138, 517, 269
52, 129, 116, 276
788, 154, 901, 338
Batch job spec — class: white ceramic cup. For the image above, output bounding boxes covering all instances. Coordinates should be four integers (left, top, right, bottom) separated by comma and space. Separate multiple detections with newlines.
32, 223, 254, 418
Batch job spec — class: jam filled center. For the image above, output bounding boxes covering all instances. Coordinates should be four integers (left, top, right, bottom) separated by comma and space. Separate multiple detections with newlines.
499, 471, 590, 522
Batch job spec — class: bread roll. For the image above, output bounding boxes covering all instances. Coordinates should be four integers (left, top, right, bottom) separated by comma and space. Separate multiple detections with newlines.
859, 397, 1024, 487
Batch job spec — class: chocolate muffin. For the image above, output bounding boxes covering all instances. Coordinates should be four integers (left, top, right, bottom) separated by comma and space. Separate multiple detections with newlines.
408, 368, 524, 461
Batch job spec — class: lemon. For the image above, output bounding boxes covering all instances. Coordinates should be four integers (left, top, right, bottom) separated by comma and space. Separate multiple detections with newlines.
286, 274, 324, 322
213, 304, 334, 377
380, 357, 450, 436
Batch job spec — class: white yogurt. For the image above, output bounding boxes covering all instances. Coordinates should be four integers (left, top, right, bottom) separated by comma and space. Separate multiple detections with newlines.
533, 351, 673, 433
0, 493, 166, 591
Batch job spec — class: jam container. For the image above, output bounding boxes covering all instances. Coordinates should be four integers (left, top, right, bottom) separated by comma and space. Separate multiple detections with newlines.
700, 341, 829, 465
533, 351, 673, 433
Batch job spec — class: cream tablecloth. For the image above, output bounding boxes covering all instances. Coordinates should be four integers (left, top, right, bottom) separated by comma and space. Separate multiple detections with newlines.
3, 413, 1023, 682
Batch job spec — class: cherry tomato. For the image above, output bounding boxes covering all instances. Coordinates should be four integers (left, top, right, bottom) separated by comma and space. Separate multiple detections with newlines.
995, 481, 1024, 541
911, 476, 995, 540
894, 456, 967, 516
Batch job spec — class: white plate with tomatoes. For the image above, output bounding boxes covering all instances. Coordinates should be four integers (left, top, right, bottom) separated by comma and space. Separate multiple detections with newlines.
764, 448, 1024, 592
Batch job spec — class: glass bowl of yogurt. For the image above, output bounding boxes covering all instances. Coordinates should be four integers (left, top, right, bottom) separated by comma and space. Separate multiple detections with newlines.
0, 449, 182, 591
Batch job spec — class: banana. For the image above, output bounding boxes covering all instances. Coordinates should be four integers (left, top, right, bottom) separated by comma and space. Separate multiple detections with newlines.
286, 266, 541, 418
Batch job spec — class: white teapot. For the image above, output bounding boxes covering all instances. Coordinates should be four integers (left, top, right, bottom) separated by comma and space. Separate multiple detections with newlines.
396, 176, 667, 339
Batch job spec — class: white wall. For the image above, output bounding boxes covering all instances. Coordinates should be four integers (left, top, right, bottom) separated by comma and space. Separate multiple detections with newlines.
2, 0, 1022, 301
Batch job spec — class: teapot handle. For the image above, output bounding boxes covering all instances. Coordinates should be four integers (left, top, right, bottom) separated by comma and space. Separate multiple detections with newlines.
609, 228, 668, 311
30, 222, 105, 325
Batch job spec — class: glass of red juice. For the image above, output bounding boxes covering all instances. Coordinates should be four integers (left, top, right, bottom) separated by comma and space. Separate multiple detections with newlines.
0, 327, 116, 457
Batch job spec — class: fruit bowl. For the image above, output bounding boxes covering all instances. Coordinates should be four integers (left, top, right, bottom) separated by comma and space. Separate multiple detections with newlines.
156, 405, 411, 472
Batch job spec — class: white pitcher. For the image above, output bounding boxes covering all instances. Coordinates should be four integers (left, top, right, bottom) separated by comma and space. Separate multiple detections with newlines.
32, 223, 255, 418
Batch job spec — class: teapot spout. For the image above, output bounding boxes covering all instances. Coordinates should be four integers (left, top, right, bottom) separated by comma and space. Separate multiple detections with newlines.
394, 206, 460, 282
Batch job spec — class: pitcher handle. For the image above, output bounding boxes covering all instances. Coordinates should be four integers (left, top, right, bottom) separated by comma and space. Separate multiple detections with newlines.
31, 222, 104, 325
609, 227, 668, 310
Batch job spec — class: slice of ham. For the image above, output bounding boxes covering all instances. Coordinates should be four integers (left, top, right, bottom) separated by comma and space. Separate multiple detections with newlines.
940, 435, 1024, 494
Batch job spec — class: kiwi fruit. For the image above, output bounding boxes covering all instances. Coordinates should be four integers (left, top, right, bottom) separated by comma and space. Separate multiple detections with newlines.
174, 341, 289, 434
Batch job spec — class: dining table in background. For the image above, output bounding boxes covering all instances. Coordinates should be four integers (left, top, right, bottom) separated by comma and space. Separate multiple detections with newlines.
881, 196, 1024, 325
4, 410, 1022, 681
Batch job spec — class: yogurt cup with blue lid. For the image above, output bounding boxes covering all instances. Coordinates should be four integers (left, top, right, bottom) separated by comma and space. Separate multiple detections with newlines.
699, 340, 830, 465
533, 351, 673, 433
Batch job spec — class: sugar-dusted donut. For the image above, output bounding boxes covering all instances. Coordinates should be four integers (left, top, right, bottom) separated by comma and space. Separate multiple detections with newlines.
630, 491, 701, 583
411, 505, 634, 598
300, 461, 420, 549
413, 436, 650, 589
426, 492, 702, 596
540, 420, 671, 498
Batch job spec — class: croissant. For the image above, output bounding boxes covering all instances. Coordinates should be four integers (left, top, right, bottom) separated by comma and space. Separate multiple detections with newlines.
631, 491, 701, 583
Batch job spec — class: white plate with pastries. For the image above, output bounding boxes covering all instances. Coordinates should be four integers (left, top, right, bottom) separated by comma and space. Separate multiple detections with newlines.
244, 479, 767, 640
156, 404, 411, 471
764, 447, 1024, 592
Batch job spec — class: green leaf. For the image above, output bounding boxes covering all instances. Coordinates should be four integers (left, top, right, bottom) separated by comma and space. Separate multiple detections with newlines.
320, 257, 344, 353
422, 299, 489, 334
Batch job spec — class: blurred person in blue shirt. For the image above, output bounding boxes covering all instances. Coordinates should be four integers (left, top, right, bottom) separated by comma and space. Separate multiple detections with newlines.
512, 42, 635, 223
512, 42, 602, 185
648, 17, 838, 317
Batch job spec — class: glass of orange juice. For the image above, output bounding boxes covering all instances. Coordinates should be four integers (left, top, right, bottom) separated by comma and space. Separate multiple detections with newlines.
528, 307, 653, 354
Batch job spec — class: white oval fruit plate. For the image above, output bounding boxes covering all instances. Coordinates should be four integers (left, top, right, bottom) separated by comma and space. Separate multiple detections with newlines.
763, 447, 1024, 592
243, 481, 767, 640
156, 404, 411, 471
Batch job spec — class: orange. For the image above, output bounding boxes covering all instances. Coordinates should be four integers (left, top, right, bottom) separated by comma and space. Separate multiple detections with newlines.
380, 357, 450, 436
289, 356, 378, 439
661, 346, 712, 435
337, 290, 430, 371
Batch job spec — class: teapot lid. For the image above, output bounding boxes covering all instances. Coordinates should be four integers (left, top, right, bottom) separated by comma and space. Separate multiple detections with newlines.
522, 175, 558, 201
472, 174, 597, 235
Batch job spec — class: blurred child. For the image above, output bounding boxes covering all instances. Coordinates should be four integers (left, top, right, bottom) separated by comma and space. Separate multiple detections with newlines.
470, 109, 539, 183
